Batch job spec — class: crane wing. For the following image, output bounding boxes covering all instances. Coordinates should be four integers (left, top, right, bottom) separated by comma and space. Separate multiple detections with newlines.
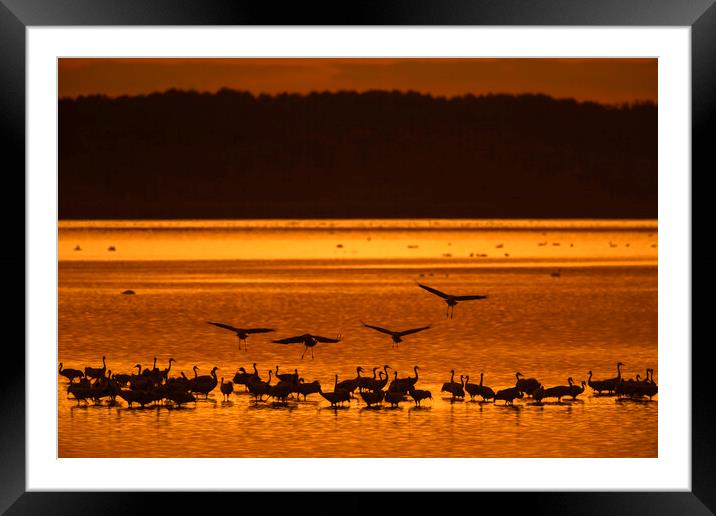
454, 294, 488, 301
361, 322, 395, 336
397, 325, 431, 337
245, 328, 275, 334
207, 321, 241, 332
417, 283, 450, 299
272, 336, 306, 344
312, 335, 341, 343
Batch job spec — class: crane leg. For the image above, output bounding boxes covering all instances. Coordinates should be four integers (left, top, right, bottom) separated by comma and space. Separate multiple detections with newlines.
301, 346, 307, 360
311, 348, 314, 360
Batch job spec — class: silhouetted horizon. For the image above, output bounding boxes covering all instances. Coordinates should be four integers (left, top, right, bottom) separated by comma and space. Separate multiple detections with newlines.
58, 58, 659, 105
59, 87, 658, 106
59, 88, 657, 220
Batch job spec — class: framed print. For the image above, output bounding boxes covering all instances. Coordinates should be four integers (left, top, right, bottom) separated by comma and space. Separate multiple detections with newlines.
2, 0, 711, 513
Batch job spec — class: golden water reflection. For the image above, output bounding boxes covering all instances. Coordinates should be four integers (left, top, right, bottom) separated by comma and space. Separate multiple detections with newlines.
58, 220, 657, 457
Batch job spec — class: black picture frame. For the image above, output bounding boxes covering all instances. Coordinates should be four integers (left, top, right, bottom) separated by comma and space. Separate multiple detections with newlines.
1, 1, 709, 513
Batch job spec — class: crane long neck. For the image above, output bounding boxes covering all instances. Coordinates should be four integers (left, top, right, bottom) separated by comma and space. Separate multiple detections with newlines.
253, 364, 258, 375
617, 363, 622, 378
480, 373, 483, 386
450, 370, 455, 383
413, 366, 419, 379
59, 363, 63, 372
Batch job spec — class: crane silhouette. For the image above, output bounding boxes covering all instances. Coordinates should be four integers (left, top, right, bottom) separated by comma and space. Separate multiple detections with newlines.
360, 322, 431, 347
207, 322, 275, 351
272, 333, 342, 360
416, 283, 487, 318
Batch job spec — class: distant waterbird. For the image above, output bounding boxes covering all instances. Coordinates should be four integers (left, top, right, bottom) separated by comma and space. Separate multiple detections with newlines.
640, 369, 658, 399
272, 333, 342, 360
360, 389, 385, 407
161, 358, 176, 381
296, 378, 322, 400
568, 378, 587, 400
408, 386, 432, 407
494, 386, 524, 405
362, 366, 391, 392
361, 322, 431, 347
441, 371, 465, 400
587, 363, 624, 394
336, 366, 365, 394
587, 371, 614, 395
515, 372, 541, 396
275, 366, 299, 383
84, 356, 107, 380
441, 370, 461, 396
385, 390, 407, 408
388, 366, 420, 393
319, 375, 351, 407
359, 367, 380, 392
539, 379, 574, 402
417, 283, 488, 318
233, 363, 261, 390
191, 366, 219, 398
207, 322, 275, 351
247, 370, 273, 401
463, 373, 495, 401
59, 363, 84, 383
220, 377, 234, 401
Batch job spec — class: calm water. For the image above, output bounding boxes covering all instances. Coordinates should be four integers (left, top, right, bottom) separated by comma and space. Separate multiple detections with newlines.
58, 220, 657, 457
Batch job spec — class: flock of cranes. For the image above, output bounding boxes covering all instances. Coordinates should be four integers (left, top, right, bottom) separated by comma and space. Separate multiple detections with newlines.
206, 282, 488, 359
59, 357, 657, 409
59, 282, 657, 410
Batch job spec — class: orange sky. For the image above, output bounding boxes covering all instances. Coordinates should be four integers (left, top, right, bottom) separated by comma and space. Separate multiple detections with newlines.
58, 58, 657, 105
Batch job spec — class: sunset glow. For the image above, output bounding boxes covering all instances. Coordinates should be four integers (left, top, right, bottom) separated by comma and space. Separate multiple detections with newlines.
59, 58, 657, 105
58, 58, 658, 459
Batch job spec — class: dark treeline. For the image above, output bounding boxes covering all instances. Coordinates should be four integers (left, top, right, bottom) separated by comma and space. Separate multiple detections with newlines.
59, 89, 657, 219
